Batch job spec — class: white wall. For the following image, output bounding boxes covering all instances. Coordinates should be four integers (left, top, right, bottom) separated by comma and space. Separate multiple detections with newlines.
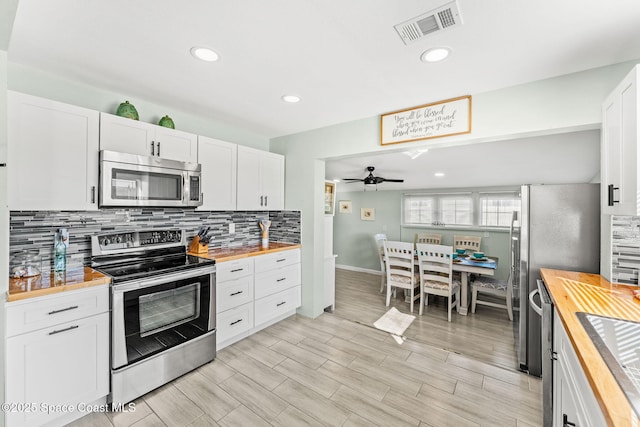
7, 62, 271, 150
271, 60, 639, 318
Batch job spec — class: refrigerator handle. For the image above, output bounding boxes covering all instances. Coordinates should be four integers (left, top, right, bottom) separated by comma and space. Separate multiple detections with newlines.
529, 289, 542, 316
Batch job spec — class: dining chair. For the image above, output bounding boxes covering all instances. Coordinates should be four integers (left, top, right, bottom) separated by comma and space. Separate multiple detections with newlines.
374, 233, 388, 293
415, 243, 460, 322
383, 240, 420, 312
470, 246, 514, 321
415, 232, 442, 245
453, 235, 481, 253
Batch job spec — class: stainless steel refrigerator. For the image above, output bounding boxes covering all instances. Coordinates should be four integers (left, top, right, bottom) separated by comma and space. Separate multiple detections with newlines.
513, 183, 600, 377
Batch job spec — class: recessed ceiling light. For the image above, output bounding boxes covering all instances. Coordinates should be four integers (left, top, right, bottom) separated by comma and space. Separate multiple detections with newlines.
434, 172, 445, 177
281, 95, 301, 103
420, 47, 451, 63
190, 46, 219, 62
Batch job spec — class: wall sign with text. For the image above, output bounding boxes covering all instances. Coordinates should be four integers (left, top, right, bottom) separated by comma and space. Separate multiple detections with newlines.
380, 95, 472, 146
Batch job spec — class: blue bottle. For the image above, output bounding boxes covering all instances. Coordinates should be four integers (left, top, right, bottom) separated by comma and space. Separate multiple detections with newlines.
54, 232, 67, 272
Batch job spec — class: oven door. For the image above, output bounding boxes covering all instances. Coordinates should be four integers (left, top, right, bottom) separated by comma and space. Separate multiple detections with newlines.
112, 268, 215, 369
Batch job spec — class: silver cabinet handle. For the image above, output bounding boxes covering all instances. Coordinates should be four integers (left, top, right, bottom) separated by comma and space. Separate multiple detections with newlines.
230, 268, 244, 273
230, 319, 243, 326
48, 305, 79, 315
91, 186, 96, 203
157, 141, 161, 157
49, 325, 79, 335
230, 291, 243, 296
151, 141, 155, 156
276, 301, 286, 307
276, 278, 286, 282
260, 196, 264, 206
276, 258, 286, 262
264, 195, 268, 206
529, 289, 542, 316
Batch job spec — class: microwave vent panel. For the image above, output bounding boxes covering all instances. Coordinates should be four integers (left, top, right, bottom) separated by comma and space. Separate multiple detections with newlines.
394, 1, 463, 45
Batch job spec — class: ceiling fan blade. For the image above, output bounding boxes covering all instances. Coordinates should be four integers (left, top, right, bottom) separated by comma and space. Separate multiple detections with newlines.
379, 178, 404, 183
342, 179, 364, 183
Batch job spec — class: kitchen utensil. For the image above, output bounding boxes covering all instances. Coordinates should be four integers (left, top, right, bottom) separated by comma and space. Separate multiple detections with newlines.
259, 220, 271, 248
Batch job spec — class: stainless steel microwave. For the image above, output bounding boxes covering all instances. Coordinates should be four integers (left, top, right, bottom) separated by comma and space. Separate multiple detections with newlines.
99, 150, 203, 207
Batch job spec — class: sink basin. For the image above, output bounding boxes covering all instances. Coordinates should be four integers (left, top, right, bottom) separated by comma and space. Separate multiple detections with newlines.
577, 312, 640, 417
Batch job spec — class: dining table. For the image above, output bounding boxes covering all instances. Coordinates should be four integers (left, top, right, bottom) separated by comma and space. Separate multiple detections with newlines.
413, 253, 498, 315
452, 255, 498, 315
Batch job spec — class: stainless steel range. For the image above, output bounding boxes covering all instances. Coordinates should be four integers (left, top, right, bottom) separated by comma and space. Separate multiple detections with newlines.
91, 229, 216, 405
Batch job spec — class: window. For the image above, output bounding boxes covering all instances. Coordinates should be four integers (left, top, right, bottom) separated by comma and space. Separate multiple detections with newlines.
403, 192, 472, 226
480, 193, 521, 227
403, 189, 520, 228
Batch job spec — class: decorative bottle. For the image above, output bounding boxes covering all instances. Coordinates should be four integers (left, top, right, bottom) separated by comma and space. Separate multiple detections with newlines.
53, 232, 67, 272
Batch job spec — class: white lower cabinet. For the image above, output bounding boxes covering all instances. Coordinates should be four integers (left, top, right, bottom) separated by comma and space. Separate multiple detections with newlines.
216, 248, 301, 349
5, 285, 110, 427
553, 310, 606, 427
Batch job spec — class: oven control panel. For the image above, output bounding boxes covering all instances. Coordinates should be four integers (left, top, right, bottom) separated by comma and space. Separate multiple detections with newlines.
92, 229, 184, 254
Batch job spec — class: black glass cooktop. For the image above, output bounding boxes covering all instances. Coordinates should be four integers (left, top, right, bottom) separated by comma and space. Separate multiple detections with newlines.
92, 247, 215, 284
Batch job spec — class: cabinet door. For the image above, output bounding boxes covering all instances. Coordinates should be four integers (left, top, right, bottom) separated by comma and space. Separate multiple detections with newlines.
155, 127, 198, 163
601, 66, 639, 215
237, 146, 263, 210
554, 360, 581, 427
261, 152, 285, 210
5, 312, 109, 427
198, 136, 237, 210
100, 112, 154, 156
8, 91, 99, 210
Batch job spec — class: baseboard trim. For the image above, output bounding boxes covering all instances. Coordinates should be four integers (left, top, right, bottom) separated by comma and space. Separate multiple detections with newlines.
336, 264, 382, 275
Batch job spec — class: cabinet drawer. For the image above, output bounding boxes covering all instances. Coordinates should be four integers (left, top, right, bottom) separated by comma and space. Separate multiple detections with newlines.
217, 303, 254, 344
6, 285, 109, 337
254, 264, 301, 300
254, 249, 300, 273
254, 285, 301, 327
217, 275, 254, 312
216, 258, 253, 282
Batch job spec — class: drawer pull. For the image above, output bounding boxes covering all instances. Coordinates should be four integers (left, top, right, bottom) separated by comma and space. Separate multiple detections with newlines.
276, 259, 286, 262
48, 325, 79, 336
48, 305, 79, 315
230, 319, 243, 326
276, 301, 286, 307
230, 268, 244, 273
276, 278, 286, 282
230, 291, 243, 296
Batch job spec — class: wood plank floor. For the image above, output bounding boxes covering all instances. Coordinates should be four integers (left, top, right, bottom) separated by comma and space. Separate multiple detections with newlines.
68, 270, 541, 427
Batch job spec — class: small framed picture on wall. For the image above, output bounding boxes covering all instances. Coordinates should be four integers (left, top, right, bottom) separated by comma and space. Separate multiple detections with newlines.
339, 200, 352, 214
361, 208, 375, 221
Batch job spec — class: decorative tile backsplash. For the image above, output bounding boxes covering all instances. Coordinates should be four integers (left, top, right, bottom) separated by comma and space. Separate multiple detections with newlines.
9, 209, 301, 273
611, 215, 640, 285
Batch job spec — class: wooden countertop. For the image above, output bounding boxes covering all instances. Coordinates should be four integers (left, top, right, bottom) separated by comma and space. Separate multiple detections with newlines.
191, 242, 301, 262
7, 267, 111, 302
540, 268, 640, 427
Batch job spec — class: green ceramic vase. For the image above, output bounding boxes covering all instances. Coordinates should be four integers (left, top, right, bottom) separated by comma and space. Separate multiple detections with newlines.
158, 115, 175, 129
116, 101, 139, 120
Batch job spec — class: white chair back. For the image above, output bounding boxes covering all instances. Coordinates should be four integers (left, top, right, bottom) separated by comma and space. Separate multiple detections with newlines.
416, 243, 454, 288
415, 233, 442, 245
383, 240, 420, 312
453, 235, 481, 253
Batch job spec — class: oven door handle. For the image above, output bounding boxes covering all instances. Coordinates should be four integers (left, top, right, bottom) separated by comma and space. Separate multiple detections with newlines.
113, 266, 216, 292
529, 288, 543, 316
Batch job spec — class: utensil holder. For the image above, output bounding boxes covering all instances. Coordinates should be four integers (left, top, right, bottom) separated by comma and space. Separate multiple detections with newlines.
188, 236, 209, 254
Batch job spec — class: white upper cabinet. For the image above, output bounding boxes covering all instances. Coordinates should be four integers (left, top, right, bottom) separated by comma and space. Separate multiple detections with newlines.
236, 146, 284, 210
601, 65, 639, 215
198, 136, 237, 211
100, 113, 198, 163
8, 91, 100, 211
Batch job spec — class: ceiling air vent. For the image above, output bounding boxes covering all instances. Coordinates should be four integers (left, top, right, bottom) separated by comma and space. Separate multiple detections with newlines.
394, 0, 463, 45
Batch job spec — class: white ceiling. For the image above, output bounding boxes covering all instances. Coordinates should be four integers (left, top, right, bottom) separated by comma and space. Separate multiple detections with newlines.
8, 0, 640, 140
326, 130, 601, 192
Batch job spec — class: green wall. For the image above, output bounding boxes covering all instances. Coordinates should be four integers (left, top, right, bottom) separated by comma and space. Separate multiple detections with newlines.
333, 189, 512, 281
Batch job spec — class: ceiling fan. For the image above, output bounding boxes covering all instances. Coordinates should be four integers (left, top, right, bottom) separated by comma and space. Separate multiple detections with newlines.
342, 166, 404, 186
